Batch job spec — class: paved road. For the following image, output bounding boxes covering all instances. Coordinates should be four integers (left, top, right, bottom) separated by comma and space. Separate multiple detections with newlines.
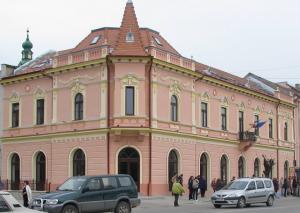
134, 196, 300, 213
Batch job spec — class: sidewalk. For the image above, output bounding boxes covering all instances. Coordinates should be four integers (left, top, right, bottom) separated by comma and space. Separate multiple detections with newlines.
140, 195, 211, 206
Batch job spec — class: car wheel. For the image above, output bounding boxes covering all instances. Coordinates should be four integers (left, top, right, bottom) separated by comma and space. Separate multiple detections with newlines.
266, 195, 274, 206
62, 204, 78, 213
237, 197, 246, 208
115, 201, 131, 213
214, 204, 221, 208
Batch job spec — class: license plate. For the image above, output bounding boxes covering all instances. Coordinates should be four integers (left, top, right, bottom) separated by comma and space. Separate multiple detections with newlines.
217, 198, 224, 201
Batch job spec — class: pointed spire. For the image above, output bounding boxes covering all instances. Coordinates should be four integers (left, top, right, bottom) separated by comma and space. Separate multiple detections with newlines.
112, 1, 146, 56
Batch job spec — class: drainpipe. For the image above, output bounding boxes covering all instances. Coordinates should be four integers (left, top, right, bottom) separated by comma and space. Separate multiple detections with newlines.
106, 56, 111, 174
147, 56, 153, 196
293, 105, 296, 169
276, 102, 280, 179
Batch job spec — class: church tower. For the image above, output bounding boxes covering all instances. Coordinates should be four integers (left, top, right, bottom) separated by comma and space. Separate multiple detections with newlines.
19, 29, 33, 66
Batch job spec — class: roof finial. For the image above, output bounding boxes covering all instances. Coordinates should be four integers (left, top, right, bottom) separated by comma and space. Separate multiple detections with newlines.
26, 28, 30, 39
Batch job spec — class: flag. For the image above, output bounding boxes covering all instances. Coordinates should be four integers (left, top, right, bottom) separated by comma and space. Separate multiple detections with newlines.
252, 120, 266, 128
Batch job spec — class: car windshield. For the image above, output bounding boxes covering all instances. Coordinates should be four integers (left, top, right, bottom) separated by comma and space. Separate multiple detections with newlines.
58, 177, 87, 191
223, 181, 248, 190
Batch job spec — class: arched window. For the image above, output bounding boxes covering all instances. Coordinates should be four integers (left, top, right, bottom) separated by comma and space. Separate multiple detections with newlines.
284, 161, 289, 179
238, 156, 245, 178
11, 154, 20, 190
36, 152, 46, 191
74, 93, 83, 120
170, 95, 178, 122
200, 153, 208, 185
73, 149, 85, 176
254, 158, 260, 177
220, 155, 228, 184
168, 150, 179, 191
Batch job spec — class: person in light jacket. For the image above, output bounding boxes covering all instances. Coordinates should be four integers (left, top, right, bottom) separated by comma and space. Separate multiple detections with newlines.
22, 181, 32, 208
172, 178, 185, 207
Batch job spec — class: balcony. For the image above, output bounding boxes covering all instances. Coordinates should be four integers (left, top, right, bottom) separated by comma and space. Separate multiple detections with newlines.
239, 131, 257, 142
239, 131, 256, 151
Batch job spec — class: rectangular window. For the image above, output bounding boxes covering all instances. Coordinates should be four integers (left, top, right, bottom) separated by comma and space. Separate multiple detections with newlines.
201, 102, 208, 127
269, 118, 273, 138
125, 86, 134, 116
101, 177, 118, 189
12, 103, 19, 128
36, 99, 45, 125
221, 107, 227, 131
254, 115, 259, 136
239, 111, 244, 139
284, 122, 288, 141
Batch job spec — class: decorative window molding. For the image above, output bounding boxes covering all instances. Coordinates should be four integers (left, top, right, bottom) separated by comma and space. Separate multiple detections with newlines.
121, 74, 139, 116
71, 80, 86, 121
221, 97, 229, 107
239, 102, 245, 111
169, 81, 182, 98
201, 92, 210, 102
9, 92, 21, 128
254, 106, 261, 115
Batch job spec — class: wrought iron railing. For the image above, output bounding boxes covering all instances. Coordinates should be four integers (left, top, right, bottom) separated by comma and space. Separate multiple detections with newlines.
239, 131, 256, 142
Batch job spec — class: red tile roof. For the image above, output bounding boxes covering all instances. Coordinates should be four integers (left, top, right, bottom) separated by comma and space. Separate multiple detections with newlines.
112, 1, 146, 56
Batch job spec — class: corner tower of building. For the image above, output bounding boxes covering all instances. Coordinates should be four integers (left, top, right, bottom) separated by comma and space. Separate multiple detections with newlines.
112, 0, 146, 56
19, 29, 33, 66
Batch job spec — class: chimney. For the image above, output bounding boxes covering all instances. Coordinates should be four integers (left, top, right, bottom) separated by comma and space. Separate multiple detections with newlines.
1, 64, 17, 78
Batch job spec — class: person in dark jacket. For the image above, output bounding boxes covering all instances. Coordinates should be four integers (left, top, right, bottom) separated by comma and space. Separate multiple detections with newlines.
283, 178, 288, 197
198, 176, 207, 197
188, 176, 194, 200
215, 179, 223, 191
273, 178, 279, 197
292, 177, 297, 196
178, 174, 183, 186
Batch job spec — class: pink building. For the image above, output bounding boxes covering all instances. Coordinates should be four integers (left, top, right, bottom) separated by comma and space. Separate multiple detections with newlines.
0, 1, 299, 195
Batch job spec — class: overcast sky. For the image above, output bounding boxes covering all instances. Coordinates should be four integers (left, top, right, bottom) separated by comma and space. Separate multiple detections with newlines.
1, 0, 300, 85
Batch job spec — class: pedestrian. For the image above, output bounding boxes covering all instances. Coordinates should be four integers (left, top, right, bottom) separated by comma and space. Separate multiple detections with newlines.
279, 177, 284, 196
172, 177, 185, 207
199, 176, 207, 198
211, 178, 217, 192
272, 178, 279, 198
188, 176, 194, 200
0, 178, 4, 190
215, 179, 223, 191
292, 177, 297, 196
22, 181, 32, 208
178, 174, 183, 186
288, 176, 292, 196
283, 178, 288, 197
192, 176, 199, 200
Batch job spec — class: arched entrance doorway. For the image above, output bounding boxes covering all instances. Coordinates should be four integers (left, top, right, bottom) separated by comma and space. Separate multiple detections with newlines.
118, 147, 140, 191
11, 154, 20, 190
36, 152, 46, 191
168, 150, 179, 191
200, 153, 208, 186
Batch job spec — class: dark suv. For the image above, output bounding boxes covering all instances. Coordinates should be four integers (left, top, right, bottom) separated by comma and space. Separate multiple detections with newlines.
32, 175, 140, 213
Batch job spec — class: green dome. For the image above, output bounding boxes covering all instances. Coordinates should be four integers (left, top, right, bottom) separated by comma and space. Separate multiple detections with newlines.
22, 30, 33, 50
22, 37, 33, 49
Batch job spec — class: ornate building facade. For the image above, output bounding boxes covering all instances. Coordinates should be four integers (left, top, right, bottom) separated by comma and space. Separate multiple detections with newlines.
0, 1, 299, 195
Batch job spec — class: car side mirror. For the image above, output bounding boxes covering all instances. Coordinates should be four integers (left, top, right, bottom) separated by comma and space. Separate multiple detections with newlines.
82, 187, 90, 193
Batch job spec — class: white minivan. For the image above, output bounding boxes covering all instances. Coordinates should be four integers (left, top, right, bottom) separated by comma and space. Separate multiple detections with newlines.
211, 178, 275, 208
